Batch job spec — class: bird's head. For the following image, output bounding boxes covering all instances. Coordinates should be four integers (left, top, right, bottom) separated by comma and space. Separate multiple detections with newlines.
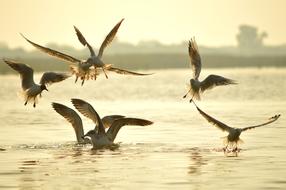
82, 130, 96, 139
190, 79, 196, 85
40, 84, 48, 91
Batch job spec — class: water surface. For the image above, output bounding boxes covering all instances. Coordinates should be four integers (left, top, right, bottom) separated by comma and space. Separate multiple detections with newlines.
0, 68, 285, 189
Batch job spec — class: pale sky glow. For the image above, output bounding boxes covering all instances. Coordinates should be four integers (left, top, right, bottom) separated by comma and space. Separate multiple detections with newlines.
1, 0, 286, 50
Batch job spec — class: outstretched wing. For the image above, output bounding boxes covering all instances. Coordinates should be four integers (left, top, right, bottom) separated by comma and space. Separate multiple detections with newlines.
21, 33, 81, 64
201, 74, 237, 92
40, 72, 70, 85
108, 66, 153, 76
102, 115, 125, 129
52, 102, 84, 143
242, 114, 281, 131
188, 38, 201, 80
73, 26, 95, 56
106, 118, 153, 142
71, 98, 105, 135
98, 19, 124, 59
3, 59, 35, 90
194, 103, 233, 132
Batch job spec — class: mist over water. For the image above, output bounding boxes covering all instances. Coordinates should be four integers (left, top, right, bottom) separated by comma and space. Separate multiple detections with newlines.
0, 68, 285, 189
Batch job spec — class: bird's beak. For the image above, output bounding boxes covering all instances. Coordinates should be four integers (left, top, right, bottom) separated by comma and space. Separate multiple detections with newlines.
44, 87, 48, 91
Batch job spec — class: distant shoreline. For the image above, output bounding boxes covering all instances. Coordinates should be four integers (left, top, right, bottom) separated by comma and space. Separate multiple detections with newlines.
1, 54, 285, 74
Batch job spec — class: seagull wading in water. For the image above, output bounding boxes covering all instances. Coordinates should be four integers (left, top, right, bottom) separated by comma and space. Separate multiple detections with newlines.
192, 101, 281, 151
52, 99, 153, 148
3, 59, 70, 107
21, 19, 151, 86
183, 38, 236, 102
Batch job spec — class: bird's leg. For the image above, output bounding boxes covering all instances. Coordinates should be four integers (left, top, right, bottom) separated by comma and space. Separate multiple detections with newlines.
81, 79, 85, 86
24, 101, 28, 106
223, 143, 229, 152
183, 89, 191, 98
33, 97, 36, 108
102, 67, 108, 79
233, 144, 238, 152
189, 94, 195, 103
75, 76, 78, 83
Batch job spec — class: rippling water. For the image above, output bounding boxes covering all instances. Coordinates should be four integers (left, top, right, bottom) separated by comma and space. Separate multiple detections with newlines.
0, 68, 285, 189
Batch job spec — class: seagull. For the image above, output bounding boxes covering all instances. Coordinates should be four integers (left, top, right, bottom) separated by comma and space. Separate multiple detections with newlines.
52, 99, 153, 148
52, 102, 125, 143
21, 19, 152, 85
71, 98, 153, 149
183, 38, 237, 102
3, 59, 70, 107
192, 101, 281, 151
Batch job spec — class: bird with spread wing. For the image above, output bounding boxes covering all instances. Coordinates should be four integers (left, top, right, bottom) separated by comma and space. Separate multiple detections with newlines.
183, 38, 237, 102
193, 101, 280, 151
21, 19, 152, 86
3, 59, 70, 107
52, 99, 153, 149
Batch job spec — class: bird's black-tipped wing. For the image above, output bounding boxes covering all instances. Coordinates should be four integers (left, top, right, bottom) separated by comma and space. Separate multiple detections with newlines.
242, 114, 281, 131
98, 19, 124, 59
52, 102, 84, 143
21, 33, 81, 64
73, 26, 95, 56
3, 59, 35, 90
40, 72, 70, 85
107, 118, 153, 142
200, 74, 236, 92
188, 38, 201, 80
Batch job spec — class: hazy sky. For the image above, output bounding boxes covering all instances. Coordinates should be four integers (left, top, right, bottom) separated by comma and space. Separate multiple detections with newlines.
1, 0, 286, 50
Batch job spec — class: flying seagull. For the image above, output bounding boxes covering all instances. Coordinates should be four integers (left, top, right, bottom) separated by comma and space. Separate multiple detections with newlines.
3, 59, 70, 107
52, 99, 153, 148
71, 98, 153, 149
183, 38, 236, 102
193, 101, 280, 151
21, 19, 152, 85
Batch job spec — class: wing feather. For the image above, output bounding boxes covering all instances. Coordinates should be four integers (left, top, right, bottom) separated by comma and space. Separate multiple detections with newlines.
201, 74, 237, 92
188, 38, 201, 80
98, 19, 124, 58
242, 114, 281, 131
102, 115, 125, 129
71, 98, 106, 135
195, 103, 232, 132
73, 26, 95, 56
107, 118, 153, 142
3, 59, 35, 90
52, 102, 84, 143
21, 33, 80, 64
40, 72, 70, 85
107, 66, 153, 76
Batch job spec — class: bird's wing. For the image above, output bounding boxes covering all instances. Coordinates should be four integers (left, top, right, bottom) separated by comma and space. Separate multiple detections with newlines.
51, 102, 84, 143
194, 103, 232, 132
40, 72, 70, 85
3, 59, 35, 90
73, 26, 95, 56
242, 114, 281, 131
98, 19, 124, 59
71, 98, 106, 135
188, 38, 201, 80
200, 74, 237, 92
106, 118, 153, 142
107, 66, 153, 76
21, 34, 81, 64
102, 115, 125, 129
